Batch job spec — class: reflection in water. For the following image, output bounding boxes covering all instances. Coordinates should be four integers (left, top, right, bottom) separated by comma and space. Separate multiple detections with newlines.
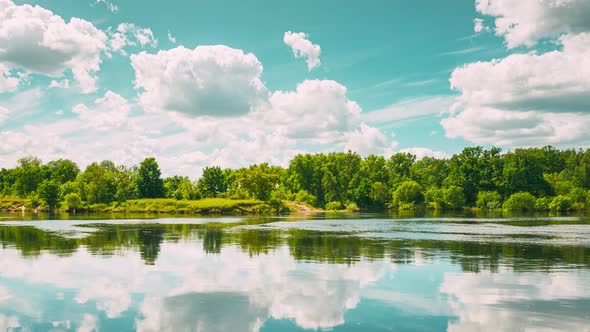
0, 216, 589, 331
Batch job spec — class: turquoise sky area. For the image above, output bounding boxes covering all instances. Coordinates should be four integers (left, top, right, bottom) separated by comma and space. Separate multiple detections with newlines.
1, 0, 588, 175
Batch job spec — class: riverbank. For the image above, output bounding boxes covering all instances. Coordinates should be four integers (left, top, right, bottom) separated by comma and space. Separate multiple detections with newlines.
0, 197, 326, 215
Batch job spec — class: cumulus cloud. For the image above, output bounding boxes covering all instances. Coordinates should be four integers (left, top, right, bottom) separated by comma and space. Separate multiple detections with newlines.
345, 124, 397, 156
0, 106, 8, 123
475, 0, 590, 48
265, 80, 362, 141
49, 79, 70, 89
400, 147, 448, 160
283, 31, 321, 70
108, 23, 158, 55
131, 45, 268, 117
442, 32, 590, 146
0, 0, 108, 93
72, 90, 131, 130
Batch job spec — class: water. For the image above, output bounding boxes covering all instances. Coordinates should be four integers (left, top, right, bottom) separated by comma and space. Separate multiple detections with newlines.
1, 213, 590, 331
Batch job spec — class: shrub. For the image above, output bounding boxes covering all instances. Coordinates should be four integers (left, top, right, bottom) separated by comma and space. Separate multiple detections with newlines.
345, 202, 360, 212
503, 192, 536, 211
295, 190, 317, 207
392, 181, 423, 208
64, 193, 82, 213
550, 195, 571, 212
424, 187, 444, 210
443, 186, 465, 210
476, 191, 502, 210
535, 197, 551, 211
325, 201, 344, 211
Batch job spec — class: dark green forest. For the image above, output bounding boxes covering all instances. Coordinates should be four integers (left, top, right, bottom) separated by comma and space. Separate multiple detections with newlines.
2, 146, 590, 212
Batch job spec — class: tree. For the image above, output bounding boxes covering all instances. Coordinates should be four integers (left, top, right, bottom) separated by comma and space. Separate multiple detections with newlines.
64, 193, 82, 213
476, 191, 502, 210
37, 179, 60, 211
13, 156, 43, 196
235, 163, 282, 201
443, 186, 465, 210
137, 158, 164, 198
198, 166, 229, 198
392, 181, 423, 208
44, 159, 80, 184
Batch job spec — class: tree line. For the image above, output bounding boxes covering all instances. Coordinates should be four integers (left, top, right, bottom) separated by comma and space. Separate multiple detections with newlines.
2, 146, 590, 212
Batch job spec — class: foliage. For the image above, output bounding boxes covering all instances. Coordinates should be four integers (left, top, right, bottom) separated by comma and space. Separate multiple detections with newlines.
549, 195, 571, 212
476, 191, 502, 210
503, 192, 536, 211
198, 166, 229, 198
325, 201, 344, 210
294, 189, 317, 207
64, 193, 82, 212
535, 197, 551, 211
36, 180, 60, 211
137, 158, 164, 199
443, 186, 465, 210
392, 181, 423, 208
346, 202, 360, 212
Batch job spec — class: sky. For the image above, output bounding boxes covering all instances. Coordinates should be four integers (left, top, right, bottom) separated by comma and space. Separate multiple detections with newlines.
0, 0, 589, 176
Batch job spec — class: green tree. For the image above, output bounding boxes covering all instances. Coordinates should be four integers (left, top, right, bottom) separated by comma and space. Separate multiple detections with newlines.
44, 159, 80, 184
64, 193, 82, 213
443, 186, 465, 210
503, 192, 536, 211
13, 156, 43, 196
37, 179, 60, 211
137, 158, 164, 198
392, 181, 423, 208
198, 166, 229, 198
476, 191, 502, 210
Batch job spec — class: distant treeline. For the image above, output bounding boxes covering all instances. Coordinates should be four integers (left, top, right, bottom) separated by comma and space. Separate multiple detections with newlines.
2, 146, 590, 212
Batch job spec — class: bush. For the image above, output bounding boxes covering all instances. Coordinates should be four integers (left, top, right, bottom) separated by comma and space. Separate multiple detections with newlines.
476, 191, 502, 210
64, 193, 82, 212
535, 197, 551, 211
503, 192, 536, 211
345, 202, 360, 212
424, 187, 444, 210
550, 195, 571, 212
295, 190, 317, 207
443, 186, 465, 210
325, 201, 344, 211
392, 181, 423, 208
568, 188, 586, 210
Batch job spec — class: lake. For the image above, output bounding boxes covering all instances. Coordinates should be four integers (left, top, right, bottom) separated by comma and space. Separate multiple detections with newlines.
1, 212, 590, 331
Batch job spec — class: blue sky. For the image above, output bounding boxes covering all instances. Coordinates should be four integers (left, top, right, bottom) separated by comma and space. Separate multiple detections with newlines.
1, 0, 589, 175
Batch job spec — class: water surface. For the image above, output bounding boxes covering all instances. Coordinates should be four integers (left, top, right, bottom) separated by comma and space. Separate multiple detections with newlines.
1, 213, 589, 331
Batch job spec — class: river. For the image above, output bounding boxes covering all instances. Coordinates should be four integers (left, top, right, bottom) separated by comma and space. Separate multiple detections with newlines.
0, 213, 589, 331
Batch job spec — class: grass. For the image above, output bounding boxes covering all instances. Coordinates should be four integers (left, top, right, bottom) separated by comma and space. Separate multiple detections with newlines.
89, 198, 268, 214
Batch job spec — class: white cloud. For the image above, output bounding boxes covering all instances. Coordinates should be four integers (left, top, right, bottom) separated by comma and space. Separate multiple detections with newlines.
345, 124, 397, 156
77, 314, 98, 332
108, 23, 157, 55
0, 64, 19, 93
0, 0, 108, 93
473, 18, 488, 33
72, 90, 131, 130
400, 147, 448, 160
0, 315, 20, 331
49, 79, 70, 89
283, 31, 321, 70
167, 30, 176, 44
94, 0, 118, 13
0, 106, 8, 123
265, 80, 362, 141
442, 32, 590, 146
475, 0, 590, 48
131, 45, 268, 117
